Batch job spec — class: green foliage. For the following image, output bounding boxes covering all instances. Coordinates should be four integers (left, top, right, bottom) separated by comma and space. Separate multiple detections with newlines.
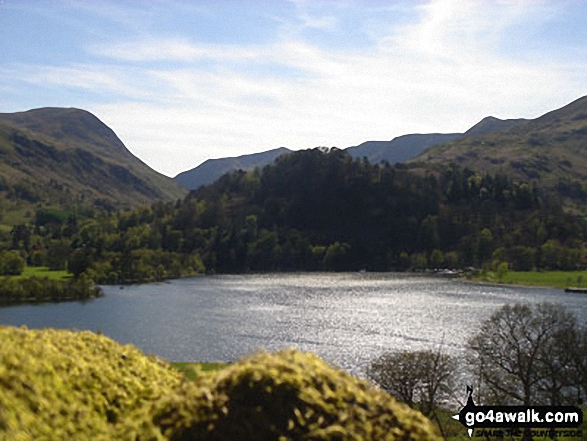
415, 96, 587, 209
68, 247, 93, 278
0, 250, 25, 276
46, 239, 70, 271
123, 349, 441, 441
0, 275, 102, 304
0, 327, 183, 440
496, 261, 509, 282
2, 149, 586, 285
34, 208, 71, 226
0, 328, 440, 441
170, 361, 226, 381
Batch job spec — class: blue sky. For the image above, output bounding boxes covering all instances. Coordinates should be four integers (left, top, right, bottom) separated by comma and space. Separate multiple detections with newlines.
1, 0, 587, 177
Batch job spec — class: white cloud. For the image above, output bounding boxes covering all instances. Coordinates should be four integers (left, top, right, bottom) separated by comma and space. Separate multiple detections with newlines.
5, 0, 587, 177
10, 63, 155, 100
94, 39, 266, 63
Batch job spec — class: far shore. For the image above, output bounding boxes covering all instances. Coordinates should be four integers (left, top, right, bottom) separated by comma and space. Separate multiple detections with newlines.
467, 270, 587, 290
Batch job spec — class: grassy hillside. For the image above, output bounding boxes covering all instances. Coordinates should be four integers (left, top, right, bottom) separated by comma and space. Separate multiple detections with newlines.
0, 108, 187, 211
413, 96, 587, 200
462, 116, 528, 137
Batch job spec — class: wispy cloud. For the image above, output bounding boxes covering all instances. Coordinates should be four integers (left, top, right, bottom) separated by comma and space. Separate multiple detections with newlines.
93, 39, 266, 63
3, 0, 586, 177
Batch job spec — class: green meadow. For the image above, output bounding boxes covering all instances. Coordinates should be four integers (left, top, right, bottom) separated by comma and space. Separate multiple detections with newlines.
475, 270, 587, 289
171, 361, 226, 381
12, 266, 71, 281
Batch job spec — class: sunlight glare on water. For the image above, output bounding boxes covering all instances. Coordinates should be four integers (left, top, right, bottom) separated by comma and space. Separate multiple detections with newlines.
0, 273, 585, 375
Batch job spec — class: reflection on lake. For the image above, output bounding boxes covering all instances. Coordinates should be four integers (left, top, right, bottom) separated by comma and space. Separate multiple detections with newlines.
0, 273, 585, 375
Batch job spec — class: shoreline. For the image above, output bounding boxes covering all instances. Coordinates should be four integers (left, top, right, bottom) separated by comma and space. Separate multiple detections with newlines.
462, 277, 561, 291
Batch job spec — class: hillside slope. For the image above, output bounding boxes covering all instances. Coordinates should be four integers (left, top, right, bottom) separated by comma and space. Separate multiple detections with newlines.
175, 147, 291, 190
0, 108, 186, 209
346, 133, 460, 164
462, 116, 528, 137
413, 96, 587, 189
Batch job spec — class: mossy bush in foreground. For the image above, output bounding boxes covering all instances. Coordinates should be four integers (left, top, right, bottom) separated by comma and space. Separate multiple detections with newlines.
0, 326, 183, 440
0, 327, 440, 441
121, 349, 440, 441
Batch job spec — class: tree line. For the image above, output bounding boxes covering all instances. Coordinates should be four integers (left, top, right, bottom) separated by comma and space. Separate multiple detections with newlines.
0, 274, 102, 304
1, 148, 586, 285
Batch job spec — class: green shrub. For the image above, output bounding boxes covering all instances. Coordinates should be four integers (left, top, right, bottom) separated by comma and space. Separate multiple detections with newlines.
0, 327, 182, 440
0, 327, 439, 441
121, 349, 441, 441
0, 250, 25, 276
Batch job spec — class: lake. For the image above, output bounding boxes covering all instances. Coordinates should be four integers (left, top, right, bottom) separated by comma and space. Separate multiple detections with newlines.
0, 273, 585, 375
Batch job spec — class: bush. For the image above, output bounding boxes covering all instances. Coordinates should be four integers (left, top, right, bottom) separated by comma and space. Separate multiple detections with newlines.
0, 250, 25, 276
123, 349, 441, 441
0, 328, 440, 441
0, 276, 103, 304
0, 327, 183, 440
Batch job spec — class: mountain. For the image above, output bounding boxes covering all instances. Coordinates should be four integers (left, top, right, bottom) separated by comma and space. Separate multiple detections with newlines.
412, 96, 587, 189
174, 120, 526, 191
345, 133, 461, 164
462, 116, 528, 137
0, 108, 187, 210
175, 147, 291, 190
174, 135, 466, 191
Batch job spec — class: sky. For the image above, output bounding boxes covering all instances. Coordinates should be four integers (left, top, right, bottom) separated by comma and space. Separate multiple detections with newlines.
1, 0, 587, 178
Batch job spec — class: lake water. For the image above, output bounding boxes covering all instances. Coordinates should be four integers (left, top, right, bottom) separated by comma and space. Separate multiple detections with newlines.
0, 273, 585, 375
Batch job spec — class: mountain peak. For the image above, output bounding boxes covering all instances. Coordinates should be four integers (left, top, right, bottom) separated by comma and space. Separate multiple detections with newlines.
464, 116, 528, 137
0, 107, 186, 208
0, 107, 128, 159
413, 95, 587, 190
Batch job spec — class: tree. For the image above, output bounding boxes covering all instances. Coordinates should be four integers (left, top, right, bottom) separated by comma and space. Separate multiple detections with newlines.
496, 261, 508, 282
68, 247, 94, 279
46, 240, 70, 271
467, 302, 583, 406
366, 348, 457, 416
569, 327, 587, 399
429, 249, 445, 268
509, 246, 535, 271
0, 251, 25, 276
323, 242, 351, 271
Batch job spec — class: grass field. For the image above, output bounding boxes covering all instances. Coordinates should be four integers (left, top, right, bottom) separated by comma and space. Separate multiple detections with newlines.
12, 266, 71, 281
171, 361, 226, 381
474, 270, 587, 289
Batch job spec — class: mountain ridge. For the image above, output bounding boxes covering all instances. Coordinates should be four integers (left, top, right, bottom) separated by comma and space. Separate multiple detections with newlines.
175, 147, 292, 190
173, 115, 532, 190
0, 108, 187, 210
412, 95, 587, 191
